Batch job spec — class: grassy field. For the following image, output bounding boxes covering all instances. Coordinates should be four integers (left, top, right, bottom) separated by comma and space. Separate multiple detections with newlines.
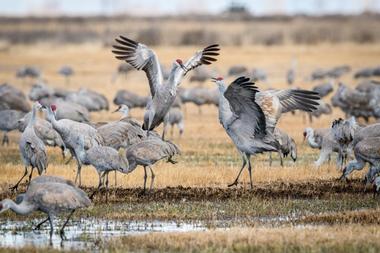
1, 43, 380, 252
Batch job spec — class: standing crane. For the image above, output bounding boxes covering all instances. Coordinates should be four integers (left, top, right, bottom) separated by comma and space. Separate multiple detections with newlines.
213, 76, 319, 188
0, 109, 25, 145
75, 136, 129, 201
0, 175, 91, 242
112, 35, 220, 138
11, 102, 47, 190
125, 137, 180, 193
43, 104, 104, 186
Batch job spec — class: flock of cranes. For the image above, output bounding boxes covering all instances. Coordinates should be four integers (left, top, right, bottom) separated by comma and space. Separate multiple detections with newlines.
1, 34, 380, 241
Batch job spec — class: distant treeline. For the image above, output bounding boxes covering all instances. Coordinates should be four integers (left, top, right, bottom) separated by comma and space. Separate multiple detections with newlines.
0, 13, 379, 46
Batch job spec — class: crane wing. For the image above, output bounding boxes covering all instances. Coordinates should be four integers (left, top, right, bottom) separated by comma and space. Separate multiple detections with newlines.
274, 89, 320, 113
182, 44, 220, 76
224, 77, 266, 138
112, 36, 163, 97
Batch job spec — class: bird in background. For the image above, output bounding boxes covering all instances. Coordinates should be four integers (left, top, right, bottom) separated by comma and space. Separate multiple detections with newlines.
213, 76, 320, 188
112, 35, 220, 139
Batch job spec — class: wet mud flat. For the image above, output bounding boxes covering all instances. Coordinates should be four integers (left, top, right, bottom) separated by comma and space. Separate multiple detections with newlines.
1, 178, 379, 251
0, 178, 373, 203
0, 219, 206, 250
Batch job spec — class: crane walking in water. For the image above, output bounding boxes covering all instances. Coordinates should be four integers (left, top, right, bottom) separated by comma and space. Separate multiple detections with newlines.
112, 35, 220, 139
1, 176, 91, 242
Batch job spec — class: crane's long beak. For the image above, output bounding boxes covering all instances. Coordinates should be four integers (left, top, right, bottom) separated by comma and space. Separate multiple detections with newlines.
112, 106, 121, 113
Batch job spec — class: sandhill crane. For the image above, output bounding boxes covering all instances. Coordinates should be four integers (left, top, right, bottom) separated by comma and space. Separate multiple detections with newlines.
303, 127, 329, 149
308, 100, 332, 123
341, 137, 380, 184
189, 66, 215, 84
286, 58, 297, 86
0, 83, 31, 112
163, 107, 185, 138
332, 81, 380, 122
111, 63, 135, 83
66, 88, 109, 112
44, 104, 103, 186
16, 66, 41, 80
354, 67, 375, 79
125, 137, 180, 193
18, 111, 66, 158
310, 69, 327, 81
213, 76, 319, 188
11, 102, 47, 190
43, 99, 90, 123
75, 136, 129, 200
112, 35, 220, 137
269, 128, 297, 166
250, 68, 267, 82
332, 119, 380, 180
327, 65, 351, 79
0, 109, 25, 145
97, 105, 146, 150
58, 65, 74, 84
227, 65, 248, 76
0, 175, 91, 241
178, 87, 219, 114
312, 81, 334, 98
304, 123, 343, 168
374, 176, 380, 195
113, 89, 149, 110
28, 82, 70, 102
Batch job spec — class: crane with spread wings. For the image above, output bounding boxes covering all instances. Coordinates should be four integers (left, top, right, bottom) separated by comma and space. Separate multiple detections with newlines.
112, 36, 220, 139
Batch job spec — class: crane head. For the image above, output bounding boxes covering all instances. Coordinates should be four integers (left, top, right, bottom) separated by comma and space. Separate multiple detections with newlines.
175, 59, 187, 71
0, 200, 11, 214
51, 104, 57, 112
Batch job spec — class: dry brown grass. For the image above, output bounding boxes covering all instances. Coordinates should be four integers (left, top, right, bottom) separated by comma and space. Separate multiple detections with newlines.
107, 224, 380, 252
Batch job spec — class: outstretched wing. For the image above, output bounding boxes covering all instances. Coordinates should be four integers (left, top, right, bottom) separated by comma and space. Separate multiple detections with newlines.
182, 44, 220, 76
112, 36, 163, 97
224, 76, 266, 137
274, 89, 320, 113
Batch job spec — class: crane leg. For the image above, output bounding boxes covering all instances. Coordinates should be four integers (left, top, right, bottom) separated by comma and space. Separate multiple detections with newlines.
105, 171, 110, 202
143, 166, 148, 194
90, 171, 104, 200
161, 128, 166, 140
247, 155, 253, 189
279, 151, 284, 167
34, 217, 49, 231
74, 162, 82, 187
228, 154, 247, 187
114, 170, 117, 187
48, 214, 54, 244
10, 166, 28, 191
149, 166, 155, 192
27, 167, 35, 187
65, 152, 74, 165
269, 152, 273, 167
60, 210, 75, 241
2, 132, 9, 146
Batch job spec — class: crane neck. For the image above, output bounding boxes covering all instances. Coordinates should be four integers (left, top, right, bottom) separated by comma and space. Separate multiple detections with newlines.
307, 131, 319, 148
27, 104, 38, 128
2, 199, 36, 215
